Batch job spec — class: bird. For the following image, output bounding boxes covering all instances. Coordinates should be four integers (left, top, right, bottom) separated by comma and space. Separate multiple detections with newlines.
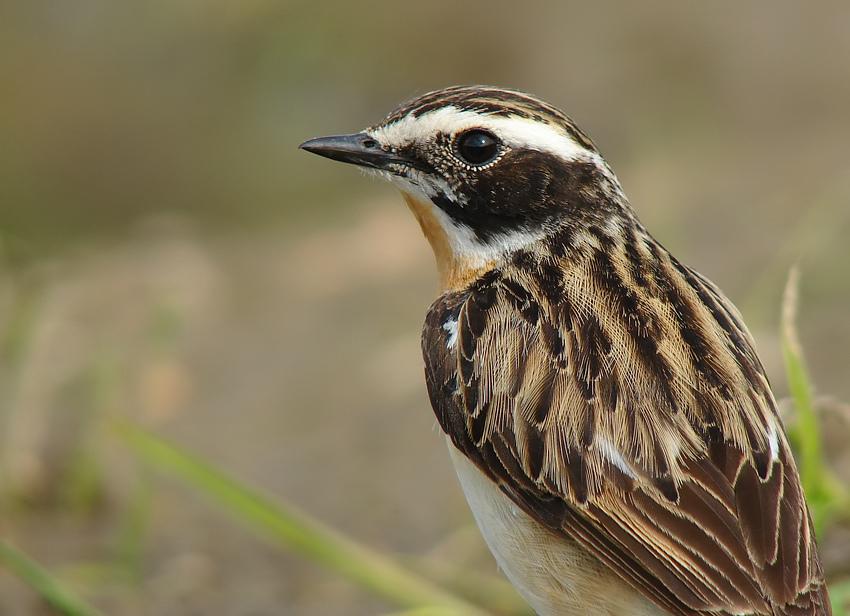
299, 85, 831, 616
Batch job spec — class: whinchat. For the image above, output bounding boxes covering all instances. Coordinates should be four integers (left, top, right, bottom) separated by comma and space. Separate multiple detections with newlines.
300, 86, 830, 616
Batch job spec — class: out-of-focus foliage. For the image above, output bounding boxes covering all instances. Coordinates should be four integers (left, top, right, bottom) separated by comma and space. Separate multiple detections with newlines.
1, 0, 849, 614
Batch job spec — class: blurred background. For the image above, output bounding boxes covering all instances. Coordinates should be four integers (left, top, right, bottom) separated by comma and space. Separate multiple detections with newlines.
1, 0, 849, 614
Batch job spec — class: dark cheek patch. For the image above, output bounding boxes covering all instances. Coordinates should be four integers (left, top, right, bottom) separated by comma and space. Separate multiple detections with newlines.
429, 150, 614, 243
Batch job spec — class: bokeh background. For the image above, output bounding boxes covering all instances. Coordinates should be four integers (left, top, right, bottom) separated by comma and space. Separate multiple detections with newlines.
1, 1, 850, 614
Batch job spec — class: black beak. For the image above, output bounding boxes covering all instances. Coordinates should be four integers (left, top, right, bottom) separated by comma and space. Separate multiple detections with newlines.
299, 133, 432, 173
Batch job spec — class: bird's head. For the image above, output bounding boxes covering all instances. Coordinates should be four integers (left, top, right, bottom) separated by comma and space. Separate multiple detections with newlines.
301, 86, 632, 290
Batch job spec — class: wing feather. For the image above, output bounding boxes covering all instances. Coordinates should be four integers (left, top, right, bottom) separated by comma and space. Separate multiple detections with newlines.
422, 244, 829, 616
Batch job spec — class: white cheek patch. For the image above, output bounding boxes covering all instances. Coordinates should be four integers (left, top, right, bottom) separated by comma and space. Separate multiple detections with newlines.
397, 183, 546, 269
370, 106, 595, 165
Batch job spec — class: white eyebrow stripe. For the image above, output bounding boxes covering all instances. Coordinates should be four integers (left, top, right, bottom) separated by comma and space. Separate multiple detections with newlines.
371, 106, 594, 163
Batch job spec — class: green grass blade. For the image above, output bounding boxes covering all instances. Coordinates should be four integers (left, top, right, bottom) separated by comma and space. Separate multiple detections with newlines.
0, 538, 104, 616
110, 417, 492, 616
829, 577, 850, 616
780, 266, 824, 501
780, 266, 850, 533
406, 554, 534, 616
113, 467, 155, 581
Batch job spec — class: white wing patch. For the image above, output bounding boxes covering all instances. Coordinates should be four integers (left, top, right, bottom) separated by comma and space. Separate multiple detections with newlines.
597, 437, 637, 480
443, 316, 459, 349
767, 415, 780, 463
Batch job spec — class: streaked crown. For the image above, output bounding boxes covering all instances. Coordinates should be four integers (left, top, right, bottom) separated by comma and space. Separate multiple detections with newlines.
377, 85, 599, 154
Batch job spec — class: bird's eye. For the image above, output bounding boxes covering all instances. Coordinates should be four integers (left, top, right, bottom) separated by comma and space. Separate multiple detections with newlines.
455, 130, 500, 166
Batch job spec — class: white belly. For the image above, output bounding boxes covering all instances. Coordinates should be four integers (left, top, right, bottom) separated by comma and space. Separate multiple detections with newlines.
448, 441, 667, 616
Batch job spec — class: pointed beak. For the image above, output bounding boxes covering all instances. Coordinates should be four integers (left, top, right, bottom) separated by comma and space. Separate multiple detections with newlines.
299, 133, 433, 173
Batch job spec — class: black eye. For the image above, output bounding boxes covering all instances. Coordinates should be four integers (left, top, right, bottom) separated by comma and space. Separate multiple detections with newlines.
455, 130, 500, 166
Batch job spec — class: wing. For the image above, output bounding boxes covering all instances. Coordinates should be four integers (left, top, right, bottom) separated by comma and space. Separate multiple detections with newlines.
422, 243, 829, 616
